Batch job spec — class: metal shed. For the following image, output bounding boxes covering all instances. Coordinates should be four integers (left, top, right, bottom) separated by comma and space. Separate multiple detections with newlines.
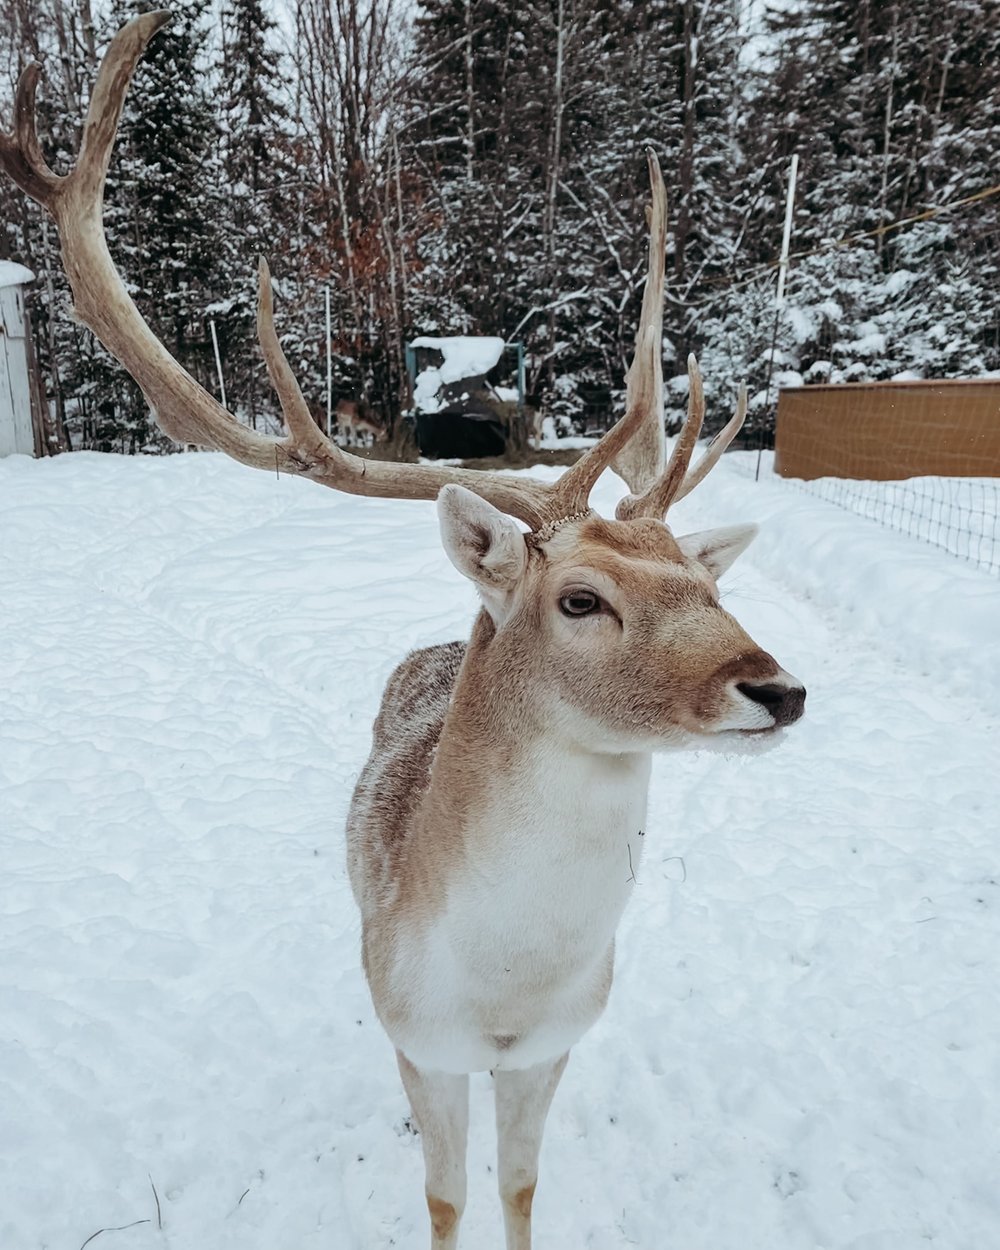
0, 260, 46, 457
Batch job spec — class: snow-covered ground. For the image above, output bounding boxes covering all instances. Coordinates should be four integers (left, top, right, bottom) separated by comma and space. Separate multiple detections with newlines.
2, 449, 998, 1250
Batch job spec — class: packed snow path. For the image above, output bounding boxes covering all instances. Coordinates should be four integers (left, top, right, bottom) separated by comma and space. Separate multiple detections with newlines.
1, 451, 998, 1250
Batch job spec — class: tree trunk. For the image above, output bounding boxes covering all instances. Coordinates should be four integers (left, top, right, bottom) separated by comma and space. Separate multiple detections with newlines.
675, 0, 697, 285
544, 0, 566, 390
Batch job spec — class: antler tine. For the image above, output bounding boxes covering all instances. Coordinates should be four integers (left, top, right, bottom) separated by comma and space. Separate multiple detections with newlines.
256, 257, 326, 447
672, 381, 748, 504
72, 9, 173, 207
611, 148, 668, 495
0, 60, 64, 204
550, 149, 667, 516
551, 327, 659, 514
616, 354, 705, 520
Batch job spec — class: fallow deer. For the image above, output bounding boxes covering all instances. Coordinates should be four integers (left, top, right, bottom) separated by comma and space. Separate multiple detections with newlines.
0, 15, 806, 1248
335, 397, 388, 447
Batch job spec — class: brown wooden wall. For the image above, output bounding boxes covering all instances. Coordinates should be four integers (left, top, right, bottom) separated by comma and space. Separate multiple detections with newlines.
774, 380, 1000, 481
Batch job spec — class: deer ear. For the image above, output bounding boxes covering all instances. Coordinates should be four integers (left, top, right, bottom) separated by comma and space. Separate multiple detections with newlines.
676, 523, 758, 579
437, 485, 528, 621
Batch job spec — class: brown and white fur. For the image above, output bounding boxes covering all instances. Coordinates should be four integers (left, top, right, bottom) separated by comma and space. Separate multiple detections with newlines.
347, 502, 804, 1249
336, 398, 387, 447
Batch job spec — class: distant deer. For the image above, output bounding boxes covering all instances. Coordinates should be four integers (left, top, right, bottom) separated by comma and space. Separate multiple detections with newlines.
335, 397, 387, 447
1, 17, 806, 1249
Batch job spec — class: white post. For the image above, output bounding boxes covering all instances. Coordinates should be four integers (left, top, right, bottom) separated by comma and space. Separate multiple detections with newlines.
775, 153, 799, 309
325, 287, 333, 438
756, 153, 798, 482
209, 318, 227, 412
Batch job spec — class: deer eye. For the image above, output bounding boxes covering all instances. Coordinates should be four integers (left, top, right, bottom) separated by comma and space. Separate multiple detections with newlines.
559, 589, 601, 617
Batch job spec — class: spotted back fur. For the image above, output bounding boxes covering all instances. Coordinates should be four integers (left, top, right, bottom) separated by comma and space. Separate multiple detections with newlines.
346, 641, 466, 919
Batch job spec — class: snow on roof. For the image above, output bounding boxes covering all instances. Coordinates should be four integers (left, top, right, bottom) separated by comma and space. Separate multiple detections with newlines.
410, 335, 507, 415
413, 367, 446, 414
410, 335, 505, 384
0, 261, 35, 289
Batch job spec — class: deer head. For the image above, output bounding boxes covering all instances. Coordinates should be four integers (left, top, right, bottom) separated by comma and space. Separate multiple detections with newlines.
0, 12, 804, 745
436, 366, 803, 751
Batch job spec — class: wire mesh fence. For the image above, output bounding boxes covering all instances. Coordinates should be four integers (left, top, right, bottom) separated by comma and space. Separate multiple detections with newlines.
737, 453, 1000, 576
787, 473, 997, 574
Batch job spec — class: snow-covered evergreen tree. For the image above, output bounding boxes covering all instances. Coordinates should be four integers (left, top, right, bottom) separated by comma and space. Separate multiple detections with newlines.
214, 0, 291, 429
0, 0, 99, 448
686, 0, 1000, 443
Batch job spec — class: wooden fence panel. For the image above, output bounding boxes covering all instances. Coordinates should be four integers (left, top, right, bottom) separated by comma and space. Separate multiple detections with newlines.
775, 381, 1000, 480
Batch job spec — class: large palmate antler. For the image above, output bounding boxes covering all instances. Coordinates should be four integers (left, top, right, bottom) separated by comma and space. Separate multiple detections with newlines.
0, 13, 743, 529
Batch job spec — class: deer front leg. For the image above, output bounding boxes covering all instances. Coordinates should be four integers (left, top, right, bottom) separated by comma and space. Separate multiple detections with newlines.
397, 1050, 469, 1250
494, 1052, 569, 1250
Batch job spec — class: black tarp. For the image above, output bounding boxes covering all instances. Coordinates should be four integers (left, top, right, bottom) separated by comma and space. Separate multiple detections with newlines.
413, 408, 507, 458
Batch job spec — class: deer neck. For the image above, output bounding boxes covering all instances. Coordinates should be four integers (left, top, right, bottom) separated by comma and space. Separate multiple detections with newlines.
420, 611, 652, 883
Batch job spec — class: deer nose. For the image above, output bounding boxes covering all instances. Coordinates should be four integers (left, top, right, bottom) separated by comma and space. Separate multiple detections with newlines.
737, 679, 806, 727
